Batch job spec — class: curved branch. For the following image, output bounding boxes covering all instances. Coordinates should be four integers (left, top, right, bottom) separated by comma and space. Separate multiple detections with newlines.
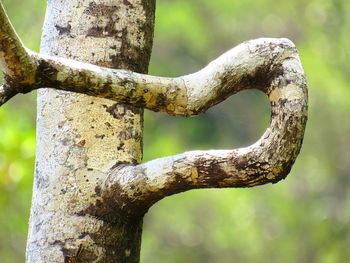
0, 1, 37, 88
1, 36, 300, 117
102, 39, 308, 217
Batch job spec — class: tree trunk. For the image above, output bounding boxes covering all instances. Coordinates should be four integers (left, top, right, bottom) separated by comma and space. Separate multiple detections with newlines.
26, 0, 155, 262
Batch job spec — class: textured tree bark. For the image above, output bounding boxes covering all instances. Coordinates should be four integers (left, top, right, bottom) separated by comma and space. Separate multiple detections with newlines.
0, 0, 308, 262
25, 0, 155, 262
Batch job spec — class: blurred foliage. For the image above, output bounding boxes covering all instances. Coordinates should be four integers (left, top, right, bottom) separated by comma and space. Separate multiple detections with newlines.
0, 0, 349, 262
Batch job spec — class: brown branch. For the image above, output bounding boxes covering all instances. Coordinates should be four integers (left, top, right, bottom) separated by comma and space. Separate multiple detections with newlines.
0, 84, 16, 105
0, 1, 37, 90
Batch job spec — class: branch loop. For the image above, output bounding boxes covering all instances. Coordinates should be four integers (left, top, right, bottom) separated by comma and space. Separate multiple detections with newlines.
101, 39, 308, 215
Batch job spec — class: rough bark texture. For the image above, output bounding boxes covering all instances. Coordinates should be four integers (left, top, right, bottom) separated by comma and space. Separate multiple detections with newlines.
25, 0, 155, 262
0, 0, 308, 262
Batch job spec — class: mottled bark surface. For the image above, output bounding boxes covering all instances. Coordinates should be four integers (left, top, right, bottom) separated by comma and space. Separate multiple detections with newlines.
0, 0, 308, 262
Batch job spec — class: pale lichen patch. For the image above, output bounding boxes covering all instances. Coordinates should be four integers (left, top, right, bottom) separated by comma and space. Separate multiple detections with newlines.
125, 249, 131, 257
269, 84, 303, 102
190, 167, 199, 184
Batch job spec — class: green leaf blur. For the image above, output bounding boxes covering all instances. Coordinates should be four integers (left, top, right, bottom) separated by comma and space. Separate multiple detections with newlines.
1, 0, 349, 262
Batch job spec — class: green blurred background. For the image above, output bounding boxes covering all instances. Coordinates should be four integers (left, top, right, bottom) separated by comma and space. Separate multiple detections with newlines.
1, 0, 349, 262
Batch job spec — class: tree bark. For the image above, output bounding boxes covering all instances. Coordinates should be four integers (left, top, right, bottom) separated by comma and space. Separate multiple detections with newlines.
26, 0, 155, 262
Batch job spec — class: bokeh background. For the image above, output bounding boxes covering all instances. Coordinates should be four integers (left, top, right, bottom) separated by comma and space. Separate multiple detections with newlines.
1, 0, 349, 262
